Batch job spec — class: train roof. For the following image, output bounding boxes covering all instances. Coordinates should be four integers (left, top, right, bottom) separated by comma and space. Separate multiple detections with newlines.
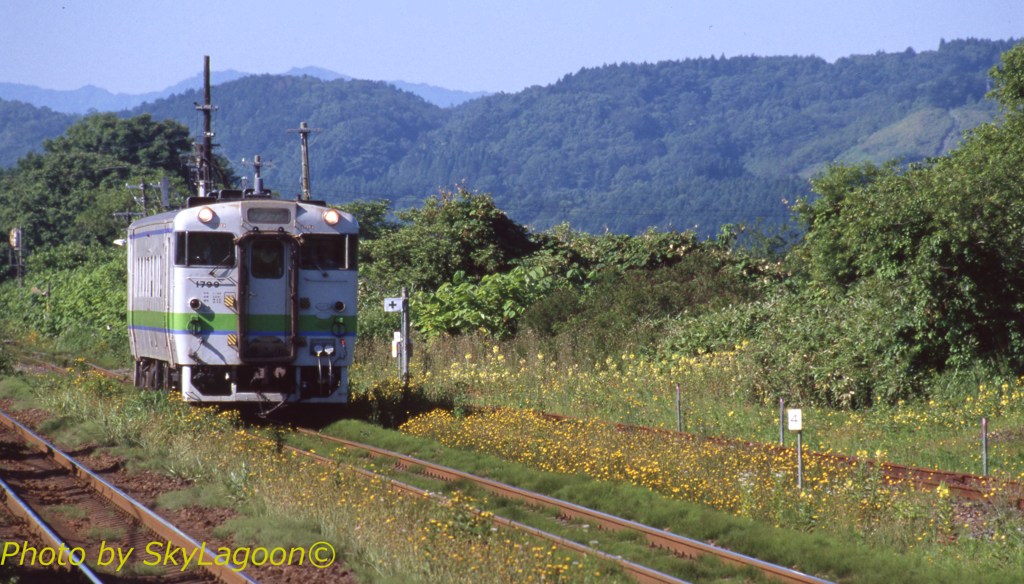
127, 192, 358, 235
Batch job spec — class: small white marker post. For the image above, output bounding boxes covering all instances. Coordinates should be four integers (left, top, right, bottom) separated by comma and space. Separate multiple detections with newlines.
384, 288, 411, 386
982, 417, 988, 477
788, 408, 803, 490
675, 384, 681, 432
779, 398, 785, 446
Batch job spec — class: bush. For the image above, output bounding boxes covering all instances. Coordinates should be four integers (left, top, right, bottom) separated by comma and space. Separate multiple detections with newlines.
738, 281, 924, 408
0, 343, 11, 375
414, 266, 554, 339
0, 243, 127, 353
661, 299, 771, 357
549, 250, 763, 361
520, 287, 582, 336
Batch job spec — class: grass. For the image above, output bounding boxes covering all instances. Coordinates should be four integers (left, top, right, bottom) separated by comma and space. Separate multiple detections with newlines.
345, 335, 1024, 583
47, 504, 87, 521
85, 526, 126, 542
156, 483, 238, 510
367, 334, 1024, 479
295, 423, 778, 582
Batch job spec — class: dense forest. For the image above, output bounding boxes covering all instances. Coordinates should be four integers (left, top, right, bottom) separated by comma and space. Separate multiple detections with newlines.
3, 39, 1024, 404
0, 38, 1016, 234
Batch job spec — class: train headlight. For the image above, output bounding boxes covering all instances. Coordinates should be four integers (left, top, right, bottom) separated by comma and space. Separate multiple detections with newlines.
323, 209, 341, 226
198, 207, 216, 223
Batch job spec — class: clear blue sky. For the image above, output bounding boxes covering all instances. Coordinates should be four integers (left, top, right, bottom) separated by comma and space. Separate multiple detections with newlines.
2, 0, 1020, 94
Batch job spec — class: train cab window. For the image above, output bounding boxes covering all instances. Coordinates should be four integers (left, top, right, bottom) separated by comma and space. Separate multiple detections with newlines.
175, 232, 235, 267
300, 234, 358, 271
251, 239, 284, 279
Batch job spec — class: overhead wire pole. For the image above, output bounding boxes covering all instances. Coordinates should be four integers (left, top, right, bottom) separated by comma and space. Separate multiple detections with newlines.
194, 55, 214, 197
125, 181, 152, 215
288, 122, 320, 200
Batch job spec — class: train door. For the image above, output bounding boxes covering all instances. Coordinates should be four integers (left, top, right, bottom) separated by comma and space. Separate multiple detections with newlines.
238, 236, 297, 361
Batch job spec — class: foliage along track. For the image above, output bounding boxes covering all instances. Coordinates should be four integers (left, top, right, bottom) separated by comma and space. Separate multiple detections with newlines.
59, 349, 1024, 509
525, 408, 1024, 508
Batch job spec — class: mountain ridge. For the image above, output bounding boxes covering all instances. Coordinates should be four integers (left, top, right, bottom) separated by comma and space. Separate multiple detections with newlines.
0, 38, 1017, 235
0, 68, 488, 114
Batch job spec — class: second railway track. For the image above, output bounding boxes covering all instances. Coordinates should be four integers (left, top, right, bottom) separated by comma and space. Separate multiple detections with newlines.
0, 405, 255, 584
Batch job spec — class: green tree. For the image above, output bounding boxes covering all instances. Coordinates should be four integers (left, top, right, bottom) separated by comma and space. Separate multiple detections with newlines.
361, 186, 538, 293
336, 198, 398, 242
0, 114, 193, 251
771, 41, 1024, 404
990, 40, 1024, 111
44, 113, 190, 172
415, 266, 554, 338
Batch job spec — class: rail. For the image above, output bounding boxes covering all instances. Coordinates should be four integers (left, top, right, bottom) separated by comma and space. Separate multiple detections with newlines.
0, 407, 257, 584
291, 426, 833, 584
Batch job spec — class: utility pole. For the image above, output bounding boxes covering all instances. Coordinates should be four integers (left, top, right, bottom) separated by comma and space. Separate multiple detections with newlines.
116, 179, 166, 223
400, 287, 411, 386
8, 227, 23, 287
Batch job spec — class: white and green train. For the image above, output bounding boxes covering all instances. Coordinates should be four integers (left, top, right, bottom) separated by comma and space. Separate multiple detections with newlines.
127, 191, 358, 403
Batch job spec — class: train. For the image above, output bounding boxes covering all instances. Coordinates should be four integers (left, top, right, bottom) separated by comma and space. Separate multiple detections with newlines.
126, 57, 358, 404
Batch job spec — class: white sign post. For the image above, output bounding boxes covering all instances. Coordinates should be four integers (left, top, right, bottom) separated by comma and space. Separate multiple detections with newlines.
384, 289, 411, 386
787, 408, 804, 490
787, 409, 802, 432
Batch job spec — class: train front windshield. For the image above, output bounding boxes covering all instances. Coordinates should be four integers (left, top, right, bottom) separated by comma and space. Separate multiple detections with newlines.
300, 234, 358, 271
175, 232, 236, 267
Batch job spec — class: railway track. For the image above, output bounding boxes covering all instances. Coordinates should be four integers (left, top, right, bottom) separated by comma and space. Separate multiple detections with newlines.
284, 425, 833, 584
0, 405, 256, 584
0, 470, 100, 583
276, 435, 696, 584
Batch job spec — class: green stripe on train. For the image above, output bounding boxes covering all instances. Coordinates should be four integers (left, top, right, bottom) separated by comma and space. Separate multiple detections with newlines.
128, 310, 357, 333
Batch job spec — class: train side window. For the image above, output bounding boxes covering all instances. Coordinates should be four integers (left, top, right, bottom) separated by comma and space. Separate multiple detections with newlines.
347, 235, 359, 271
175, 232, 235, 267
300, 234, 358, 271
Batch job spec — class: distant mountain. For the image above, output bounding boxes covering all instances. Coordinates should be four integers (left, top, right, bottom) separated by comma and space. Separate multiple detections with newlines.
0, 38, 1017, 234
0, 68, 487, 115
0, 70, 249, 114
388, 80, 489, 108
282, 66, 489, 107
0, 99, 75, 166
284, 66, 351, 82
